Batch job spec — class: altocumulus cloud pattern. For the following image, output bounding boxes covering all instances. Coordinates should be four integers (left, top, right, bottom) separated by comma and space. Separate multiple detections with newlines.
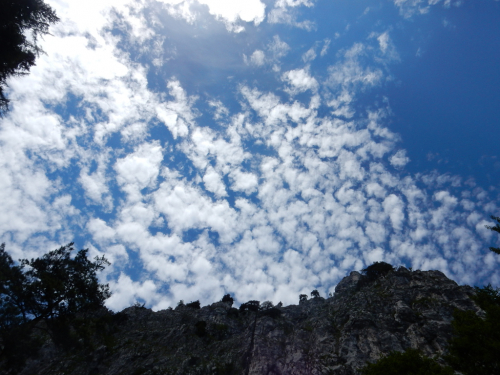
1, 0, 499, 310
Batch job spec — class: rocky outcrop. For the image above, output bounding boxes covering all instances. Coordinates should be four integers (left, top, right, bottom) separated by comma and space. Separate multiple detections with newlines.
10, 267, 481, 375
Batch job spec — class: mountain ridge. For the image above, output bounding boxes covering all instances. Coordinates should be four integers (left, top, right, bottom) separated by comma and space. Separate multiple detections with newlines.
5, 266, 482, 375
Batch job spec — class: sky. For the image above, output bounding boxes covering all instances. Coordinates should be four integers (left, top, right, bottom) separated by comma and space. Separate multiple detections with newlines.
1, 0, 499, 311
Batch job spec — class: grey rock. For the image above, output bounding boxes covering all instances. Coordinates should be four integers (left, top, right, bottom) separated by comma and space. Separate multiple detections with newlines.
6, 268, 481, 375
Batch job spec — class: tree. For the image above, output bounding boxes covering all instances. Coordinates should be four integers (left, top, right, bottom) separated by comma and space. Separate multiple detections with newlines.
444, 285, 500, 375
239, 300, 260, 312
299, 294, 308, 303
0, 243, 110, 367
0, 244, 28, 329
221, 294, 234, 306
362, 262, 394, 281
485, 216, 500, 255
0, 0, 59, 116
311, 289, 320, 298
0, 243, 110, 328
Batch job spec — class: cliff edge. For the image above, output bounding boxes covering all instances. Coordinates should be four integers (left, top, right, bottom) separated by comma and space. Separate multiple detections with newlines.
9, 267, 481, 375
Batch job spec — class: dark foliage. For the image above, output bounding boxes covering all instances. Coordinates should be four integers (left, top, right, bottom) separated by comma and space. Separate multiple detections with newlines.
0, 244, 27, 329
20, 243, 111, 320
0, 243, 110, 366
195, 320, 207, 337
227, 307, 239, 318
299, 294, 308, 303
186, 300, 201, 309
361, 349, 454, 375
221, 294, 234, 306
485, 215, 500, 255
0, 323, 42, 371
259, 301, 273, 310
239, 300, 259, 312
311, 290, 320, 298
362, 262, 394, 281
0, 0, 59, 115
473, 284, 500, 310
260, 308, 282, 319
444, 285, 500, 375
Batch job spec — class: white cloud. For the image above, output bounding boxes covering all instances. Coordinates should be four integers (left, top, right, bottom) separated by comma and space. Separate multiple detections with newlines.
156, 80, 198, 139
383, 194, 405, 231
0, 0, 497, 313
390, 149, 410, 168
377, 32, 390, 54
393, 0, 463, 18
115, 141, 164, 194
160, 0, 266, 31
268, 35, 291, 60
250, 50, 266, 66
229, 169, 259, 194
208, 99, 229, 120
302, 47, 316, 63
320, 38, 331, 56
282, 68, 319, 94
327, 43, 384, 90
106, 273, 159, 311
203, 166, 228, 197
268, 0, 316, 30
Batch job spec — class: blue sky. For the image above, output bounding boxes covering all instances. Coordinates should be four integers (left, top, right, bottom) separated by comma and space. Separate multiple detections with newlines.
1, 0, 499, 310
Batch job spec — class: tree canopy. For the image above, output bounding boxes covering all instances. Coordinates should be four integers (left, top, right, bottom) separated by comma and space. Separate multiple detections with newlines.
0, 243, 110, 329
0, 0, 59, 115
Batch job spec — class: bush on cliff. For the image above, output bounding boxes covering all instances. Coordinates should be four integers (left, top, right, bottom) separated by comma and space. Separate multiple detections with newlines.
444, 284, 500, 375
361, 349, 454, 375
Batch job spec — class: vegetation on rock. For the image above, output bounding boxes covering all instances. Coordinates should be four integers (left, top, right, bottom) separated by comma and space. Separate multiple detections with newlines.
2, 236, 500, 375
445, 284, 500, 375
361, 349, 454, 375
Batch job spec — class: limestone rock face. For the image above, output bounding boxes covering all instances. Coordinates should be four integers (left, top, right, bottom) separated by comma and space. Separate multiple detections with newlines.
10, 268, 480, 375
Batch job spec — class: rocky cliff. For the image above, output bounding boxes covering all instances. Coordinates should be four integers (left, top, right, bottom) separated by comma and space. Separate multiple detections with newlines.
9, 267, 481, 375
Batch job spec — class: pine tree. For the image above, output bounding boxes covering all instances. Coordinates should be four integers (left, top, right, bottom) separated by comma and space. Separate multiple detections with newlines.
0, 0, 59, 115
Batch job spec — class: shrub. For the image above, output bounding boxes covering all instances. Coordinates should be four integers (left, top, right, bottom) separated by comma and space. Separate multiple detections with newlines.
221, 294, 234, 306
239, 300, 259, 312
260, 308, 282, 319
362, 262, 394, 281
194, 321, 207, 337
186, 300, 201, 309
299, 294, 308, 303
361, 349, 454, 375
311, 290, 320, 298
444, 284, 500, 375
259, 301, 273, 310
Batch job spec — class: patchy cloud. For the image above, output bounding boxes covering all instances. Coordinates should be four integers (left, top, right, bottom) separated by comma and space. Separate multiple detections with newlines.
1, 0, 498, 312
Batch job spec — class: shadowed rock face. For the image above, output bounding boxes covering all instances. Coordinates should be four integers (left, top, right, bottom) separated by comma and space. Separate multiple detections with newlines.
10, 268, 480, 375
